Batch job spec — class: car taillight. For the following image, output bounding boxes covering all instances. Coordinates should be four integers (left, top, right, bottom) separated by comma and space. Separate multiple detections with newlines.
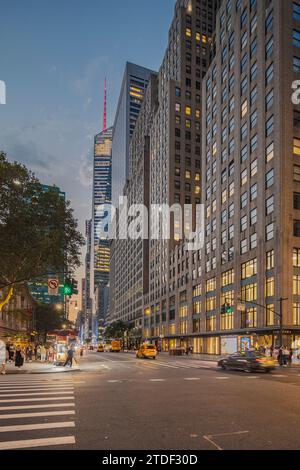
255, 358, 265, 363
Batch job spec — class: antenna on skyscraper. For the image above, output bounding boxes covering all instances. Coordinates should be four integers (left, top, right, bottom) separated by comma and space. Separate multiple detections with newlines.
102, 78, 107, 132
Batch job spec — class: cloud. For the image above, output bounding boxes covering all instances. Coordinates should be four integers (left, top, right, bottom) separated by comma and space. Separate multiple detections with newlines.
77, 149, 93, 187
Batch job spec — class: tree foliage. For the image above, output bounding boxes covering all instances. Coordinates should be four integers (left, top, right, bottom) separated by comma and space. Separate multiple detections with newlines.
0, 152, 85, 289
104, 321, 133, 339
35, 303, 73, 342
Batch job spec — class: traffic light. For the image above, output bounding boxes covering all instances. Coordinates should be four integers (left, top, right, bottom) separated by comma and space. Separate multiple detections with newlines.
221, 303, 234, 314
72, 279, 78, 295
63, 278, 73, 296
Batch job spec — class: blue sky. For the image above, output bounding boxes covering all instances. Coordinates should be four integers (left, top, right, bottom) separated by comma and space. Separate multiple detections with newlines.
0, 0, 175, 244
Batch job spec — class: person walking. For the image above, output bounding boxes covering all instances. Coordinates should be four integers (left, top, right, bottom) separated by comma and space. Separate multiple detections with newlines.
64, 347, 74, 368
282, 346, 290, 367
15, 346, 24, 370
40, 345, 46, 362
0, 339, 8, 375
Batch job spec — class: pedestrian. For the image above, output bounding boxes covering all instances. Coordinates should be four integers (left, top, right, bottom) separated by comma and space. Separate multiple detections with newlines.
186, 346, 189, 356
288, 348, 293, 366
189, 346, 194, 355
80, 347, 84, 357
64, 347, 74, 368
15, 346, 24, 370
40, 345, 46, 362
27, 346, 33, 362
278, 347, 283, 366
283, 346, 290, 367
0, 339, 8, 375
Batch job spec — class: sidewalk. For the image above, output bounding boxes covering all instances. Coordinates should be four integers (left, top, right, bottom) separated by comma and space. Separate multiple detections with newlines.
2, 361, 81, 374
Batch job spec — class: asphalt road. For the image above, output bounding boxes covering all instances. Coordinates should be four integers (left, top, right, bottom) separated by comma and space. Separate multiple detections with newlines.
1, 351, 300, 450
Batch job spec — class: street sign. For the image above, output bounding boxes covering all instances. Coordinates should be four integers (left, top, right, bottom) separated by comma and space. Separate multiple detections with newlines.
48, 278, 59, 296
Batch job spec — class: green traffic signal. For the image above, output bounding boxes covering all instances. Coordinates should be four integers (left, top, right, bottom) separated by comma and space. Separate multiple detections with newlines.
63, 284, 73, 296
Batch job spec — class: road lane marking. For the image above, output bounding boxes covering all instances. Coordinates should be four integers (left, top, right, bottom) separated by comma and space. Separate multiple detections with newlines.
184, 378, 201, 381
0, 410, 75, 419
0, 422, 75, 433
149, 379, 165, 382
0, 403, 75, 411
272, 375, 285, 378
203, 431, 249, 451
0, 386, 74, 390
107, 380, 122, 383
0, 392, 74, 397
0, 435, 75, 450
215, 377, 230, 380
245, 376, 259, 379
0, 396, 74, 403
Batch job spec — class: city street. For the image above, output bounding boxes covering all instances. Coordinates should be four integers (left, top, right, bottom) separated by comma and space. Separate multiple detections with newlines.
0, 352, 300, 450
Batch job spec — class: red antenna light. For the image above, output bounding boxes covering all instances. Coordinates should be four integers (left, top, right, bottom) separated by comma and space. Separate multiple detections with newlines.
102, 78, 107, 132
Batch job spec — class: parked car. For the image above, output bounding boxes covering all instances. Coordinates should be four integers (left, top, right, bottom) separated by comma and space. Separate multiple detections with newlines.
218, 351, 277, 373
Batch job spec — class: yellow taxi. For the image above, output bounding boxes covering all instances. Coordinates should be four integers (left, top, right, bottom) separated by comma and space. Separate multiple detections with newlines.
136, 343, 157, 360
97, 344, 105, 353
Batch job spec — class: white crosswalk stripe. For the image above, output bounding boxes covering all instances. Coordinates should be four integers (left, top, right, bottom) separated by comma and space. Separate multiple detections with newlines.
0, 378, 76, 449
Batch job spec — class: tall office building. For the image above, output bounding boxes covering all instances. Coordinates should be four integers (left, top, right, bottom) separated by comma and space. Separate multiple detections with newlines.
143, 0, 220, 350
112, 62, 154, 209
90, 84, 113, 336
109, 63, 154, 326
143, 0, 300, 355
112, 73, 158, 334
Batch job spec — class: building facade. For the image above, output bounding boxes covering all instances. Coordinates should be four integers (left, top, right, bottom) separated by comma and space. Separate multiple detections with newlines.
0, 285, 34, 341
143, 0, 300, 355
143, 0, 220, 350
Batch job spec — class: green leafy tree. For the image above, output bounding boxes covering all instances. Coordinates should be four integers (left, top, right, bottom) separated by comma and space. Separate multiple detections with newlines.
0, 152, 85, 306
35, 303, 74, 343
104, 321, 133, 340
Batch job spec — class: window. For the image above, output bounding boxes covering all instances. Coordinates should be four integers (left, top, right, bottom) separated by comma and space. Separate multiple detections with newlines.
266, 169, 274, 189
294, 220, 300, 237
266, 142, 274, 163
293, 304, 300, 325
294, 137, 300, 155
266, 89, 274, 111
206, 278, 216, 293
266, 115, 274, 136
293, 56, 300, 73
250, 183, 257, 201
206, 297, 216, 313
266, 223, 274, 241
241, 191, 248, 208
241, 215, 247, 232
241, 169, 248, 186
193, 284, 201, 298
185, 106, 191, 116
293, 248, 300, 267
251, 159, 258, 177
266, 250, 275, 270
293, 275, 300, 296
251, 134, 258, 153
250, 207, 258, 226
294, 165, 300, 182
294, 192, 300, 210
293, 3, 300, 22
206, 315, 217, 332
241, 308, 257, 328
266, 195, 274, 215
241, 283, 257, 302
266, 10, 273, 33
250, 233, 257, 250
266, 37, 274, 59
221, 269, 234, 287
266, 63, 274, 85
293, 29, 300, 48
241, 238, 247, 254
241, 259, 257, 279
266, 277, 275, 297
266, 304, 276, 326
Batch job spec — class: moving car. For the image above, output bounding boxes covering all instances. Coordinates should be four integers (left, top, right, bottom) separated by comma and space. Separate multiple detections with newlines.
136, 344, 157, 360
218, 351, 276, 373
111, 340, 121, 353
97, 344, 104, 353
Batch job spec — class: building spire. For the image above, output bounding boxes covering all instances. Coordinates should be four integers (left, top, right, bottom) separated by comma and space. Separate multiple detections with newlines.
102, 78, 107, 132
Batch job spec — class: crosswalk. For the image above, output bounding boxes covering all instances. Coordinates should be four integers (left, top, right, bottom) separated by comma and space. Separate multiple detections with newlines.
0, 378, 77, 450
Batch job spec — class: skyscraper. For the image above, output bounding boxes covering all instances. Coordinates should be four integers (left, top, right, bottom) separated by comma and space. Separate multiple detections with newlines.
90, 83, 113, 337
112, 62, 154, 209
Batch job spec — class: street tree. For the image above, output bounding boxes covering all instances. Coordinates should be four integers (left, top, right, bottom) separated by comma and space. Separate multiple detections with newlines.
0, 151, 85, 307
35, 303, 74, 343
